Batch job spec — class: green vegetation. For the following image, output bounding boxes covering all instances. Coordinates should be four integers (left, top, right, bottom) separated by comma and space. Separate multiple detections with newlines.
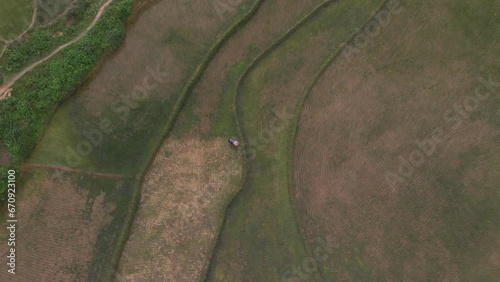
0, 0, 133, 202
0, 0, 33, 39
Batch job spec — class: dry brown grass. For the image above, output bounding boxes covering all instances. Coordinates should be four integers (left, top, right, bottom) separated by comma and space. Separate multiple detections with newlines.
0, 169, 115, 281
117, 138, 242, 281
294, 0, 499, 280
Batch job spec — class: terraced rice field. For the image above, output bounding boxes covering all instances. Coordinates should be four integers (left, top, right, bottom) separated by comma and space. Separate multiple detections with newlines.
1, 0, 498, 281
116, 0, 330, 280
208, 0, 388, 280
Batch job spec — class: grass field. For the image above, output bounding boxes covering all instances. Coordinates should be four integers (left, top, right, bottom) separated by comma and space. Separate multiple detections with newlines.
0, 0, 33, 40
294, 0, 500, 280
207, 0, 386, 280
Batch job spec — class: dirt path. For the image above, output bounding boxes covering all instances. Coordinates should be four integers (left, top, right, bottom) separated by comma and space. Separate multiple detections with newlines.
22, 162, 128, 179
12, 0, 38, 42
0, 0, 113, 100
0, 0, 37, 58
39, 0, 79, 28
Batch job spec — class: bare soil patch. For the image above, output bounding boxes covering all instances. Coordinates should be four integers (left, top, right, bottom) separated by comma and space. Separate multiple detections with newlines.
117, 138, 242, 281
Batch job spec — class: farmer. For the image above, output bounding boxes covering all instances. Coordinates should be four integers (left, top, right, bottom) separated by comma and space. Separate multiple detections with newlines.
228, 138, 240, 147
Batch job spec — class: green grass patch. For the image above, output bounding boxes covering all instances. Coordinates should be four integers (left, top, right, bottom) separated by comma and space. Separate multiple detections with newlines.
0, 0, 33, 39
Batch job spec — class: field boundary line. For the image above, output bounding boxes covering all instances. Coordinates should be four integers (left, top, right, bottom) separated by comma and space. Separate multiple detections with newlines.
109, 1, 267, 280
287, 0, 397, 276
205, 0, 339, 279
0, 0, 114, 100
21, 162, 129, 179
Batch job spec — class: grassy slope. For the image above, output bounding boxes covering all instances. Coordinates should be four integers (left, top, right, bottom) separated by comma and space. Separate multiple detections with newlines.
0, 0, 33, 39
207, 0, 386, 280
294, 0, 499, 280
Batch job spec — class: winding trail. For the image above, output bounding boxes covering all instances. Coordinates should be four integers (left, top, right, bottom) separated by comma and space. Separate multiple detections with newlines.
0, 0, 38, 58
11, 0, 38, 42
0, 0, 114, 100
